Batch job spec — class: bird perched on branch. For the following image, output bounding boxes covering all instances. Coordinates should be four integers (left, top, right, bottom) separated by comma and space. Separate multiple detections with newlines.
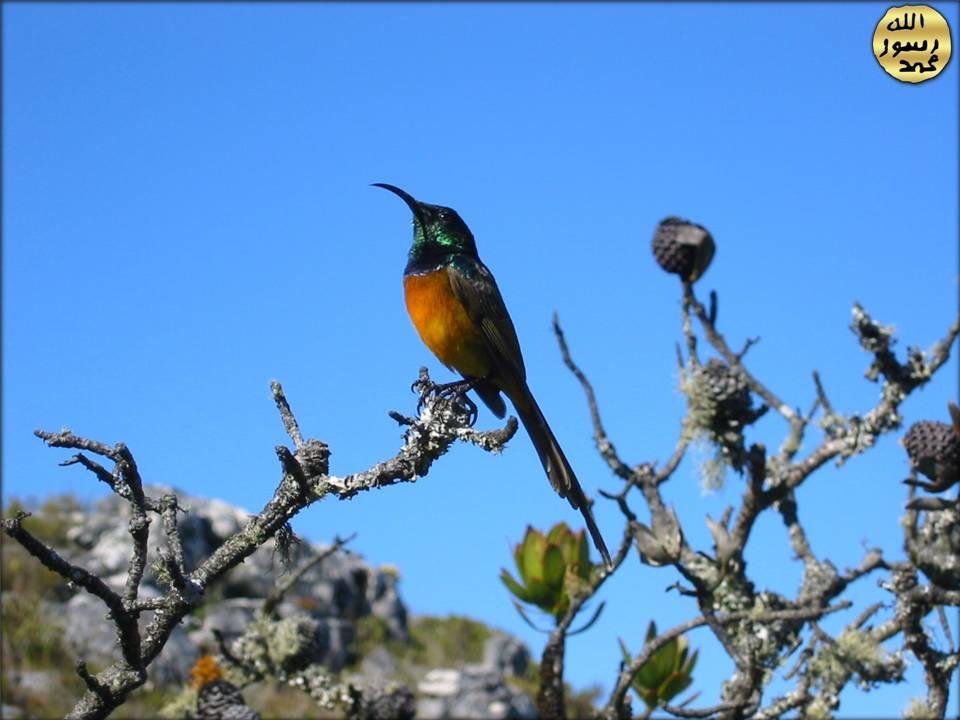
374, 183, 611, 568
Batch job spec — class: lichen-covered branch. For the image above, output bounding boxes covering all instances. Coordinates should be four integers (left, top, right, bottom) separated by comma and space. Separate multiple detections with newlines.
602, 602, 851, 719
3, 370, 515, 720
555, 284, 958, 719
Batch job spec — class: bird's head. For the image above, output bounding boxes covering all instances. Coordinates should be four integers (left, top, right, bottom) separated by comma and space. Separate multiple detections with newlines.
373, 183, 478, 259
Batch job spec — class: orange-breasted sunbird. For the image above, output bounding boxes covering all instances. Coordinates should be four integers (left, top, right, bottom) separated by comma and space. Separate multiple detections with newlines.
375, 183, 611, 568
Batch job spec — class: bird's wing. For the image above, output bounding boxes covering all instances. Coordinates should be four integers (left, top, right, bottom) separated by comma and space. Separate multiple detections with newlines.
446, 257, 526, 383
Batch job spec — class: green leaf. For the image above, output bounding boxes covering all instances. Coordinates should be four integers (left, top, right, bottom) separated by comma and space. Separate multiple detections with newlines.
568, 601, 606, 636
645, 621, 658, 643
546, 522, 570, 546
511, 600, 553, 633
551, 594, 570, 619
675, 634, 689, 664
574, 529, 591, 578
636, 637, 677, 690
658, 670, 694, 704
521, 528, 547, 584
650, 637, 680, 685
523, 577, 555, 608
513, 542, 526, 580
542, 545, 566, 591
638, 687, 658, 710
499, 569, 531, 603
514, 526, 537, 580
634, 654, 661, 690
619, 638, 633, 665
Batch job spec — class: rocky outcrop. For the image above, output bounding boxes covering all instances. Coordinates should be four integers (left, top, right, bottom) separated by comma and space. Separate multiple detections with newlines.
34, 486, 404, 689
418, 668, 536, 719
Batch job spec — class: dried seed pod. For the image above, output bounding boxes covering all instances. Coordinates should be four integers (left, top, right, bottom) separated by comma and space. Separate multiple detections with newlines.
903, 420, 959, 492
652, 217, 715, 282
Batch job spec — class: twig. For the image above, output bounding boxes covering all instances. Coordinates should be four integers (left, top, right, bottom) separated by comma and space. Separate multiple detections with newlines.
660, 697, 754, 718
553, 313, 633, 480
3, 512, 142, 670
76, 661, 113, 706
654, 435, 691, 487
262, 533, 356, 617
35, 429, 121, 460
272, 379, 305, 449
60, 453, 122, 493
683, 285, 796, 422
157, 494, 188, 590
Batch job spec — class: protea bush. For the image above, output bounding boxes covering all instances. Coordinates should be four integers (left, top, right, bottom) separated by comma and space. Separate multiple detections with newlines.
620, 621, 698, 710
499, 522, 596, 621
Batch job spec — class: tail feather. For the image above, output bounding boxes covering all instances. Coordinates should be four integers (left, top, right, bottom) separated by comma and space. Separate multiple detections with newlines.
511, 385, 612, 568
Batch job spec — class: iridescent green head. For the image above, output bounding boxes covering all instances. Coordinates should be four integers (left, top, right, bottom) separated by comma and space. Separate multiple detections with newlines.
373, 183, 479, 264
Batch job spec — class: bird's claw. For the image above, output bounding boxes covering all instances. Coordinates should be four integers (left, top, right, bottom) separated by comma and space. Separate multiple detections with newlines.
416, 379, 479, 427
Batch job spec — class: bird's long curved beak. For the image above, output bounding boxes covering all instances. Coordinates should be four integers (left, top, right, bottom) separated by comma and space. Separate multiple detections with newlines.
372, 183, 426, 227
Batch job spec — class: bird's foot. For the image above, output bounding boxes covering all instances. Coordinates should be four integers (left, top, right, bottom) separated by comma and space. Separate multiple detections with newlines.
418, 378, 479, 426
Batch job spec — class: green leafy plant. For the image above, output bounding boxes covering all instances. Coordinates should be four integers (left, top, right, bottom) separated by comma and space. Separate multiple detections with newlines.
500, 523, 596, 622
620, 621, 698, 710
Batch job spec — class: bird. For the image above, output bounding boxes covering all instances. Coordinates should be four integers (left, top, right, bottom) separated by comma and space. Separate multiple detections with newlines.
373, 183, 611, 568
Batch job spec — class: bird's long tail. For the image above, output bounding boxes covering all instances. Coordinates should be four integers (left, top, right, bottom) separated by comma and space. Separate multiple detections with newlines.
511, 384, 612, 568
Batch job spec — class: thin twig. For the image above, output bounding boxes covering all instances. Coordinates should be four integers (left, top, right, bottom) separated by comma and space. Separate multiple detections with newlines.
660, 697, 753, 718
3, 512, 142, 669
553, 313, 633, 480
272, 379, 305, 449
262, 533, 356, 617
684, 285, 796, 422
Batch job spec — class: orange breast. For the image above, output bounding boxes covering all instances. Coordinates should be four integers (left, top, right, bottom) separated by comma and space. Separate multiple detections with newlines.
404, 269, 492, 379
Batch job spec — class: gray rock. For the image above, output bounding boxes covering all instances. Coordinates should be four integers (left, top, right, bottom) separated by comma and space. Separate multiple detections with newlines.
50, 485, 408, 645
13, 670, 59, 695
360, 646, 397, 683
450, 666, 535, 719
483, 632, 530, 678
189, 598, 264, 650
148, 620, 199, 686
65, 486, 231, 589
348, 682, 416, 720
63, 594, 120, 661
417, 666, 535, 720
309, 616, 355, 671
415, 697, 447, 720
63, 593, 195, 685
0, 705, 24, 719
418, 668, 461, 697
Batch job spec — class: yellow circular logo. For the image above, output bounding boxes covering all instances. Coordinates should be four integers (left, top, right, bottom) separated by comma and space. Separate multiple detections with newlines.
873, 5, 952, 83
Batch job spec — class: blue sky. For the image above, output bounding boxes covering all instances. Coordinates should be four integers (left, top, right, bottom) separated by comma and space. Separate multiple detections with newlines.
3, 2, 957, 715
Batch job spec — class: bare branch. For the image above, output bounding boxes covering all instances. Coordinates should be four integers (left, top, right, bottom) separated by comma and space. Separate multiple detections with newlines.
157, 494, 188, 591
271, 379, 304, 449
659, 697, 754, 718
60, 453, 122, 492
262, 533, 356, 617
3, 512, 142, 670
683, 285, 796, 422
553, 313, 634, 480
35, 429, 122, 460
